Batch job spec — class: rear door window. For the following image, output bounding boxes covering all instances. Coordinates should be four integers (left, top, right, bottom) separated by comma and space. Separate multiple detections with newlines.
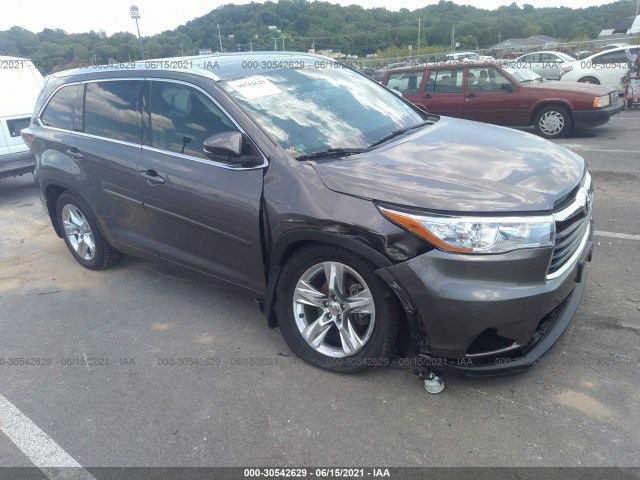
83, 81, 141, 144
591, 51, 628, 65
41, 84, 79, 130
425, 69, 463, 92
521, 53, 540, 63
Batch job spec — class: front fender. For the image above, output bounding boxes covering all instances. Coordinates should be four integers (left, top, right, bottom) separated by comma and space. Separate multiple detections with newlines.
263, 229, 394, 328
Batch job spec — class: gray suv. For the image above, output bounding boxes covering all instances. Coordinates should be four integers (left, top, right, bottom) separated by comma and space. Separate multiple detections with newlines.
23, 53, 593, 386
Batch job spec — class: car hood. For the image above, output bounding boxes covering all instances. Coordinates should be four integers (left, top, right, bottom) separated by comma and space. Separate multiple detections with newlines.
522, 80, 614, 95
312, 117, 584, 213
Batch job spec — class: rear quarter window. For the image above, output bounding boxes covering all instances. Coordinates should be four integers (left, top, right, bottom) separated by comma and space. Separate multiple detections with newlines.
40, 84, 79, 130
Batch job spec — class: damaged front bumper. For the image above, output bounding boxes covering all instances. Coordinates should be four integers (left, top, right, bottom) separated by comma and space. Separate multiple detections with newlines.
377, 221, 593, 376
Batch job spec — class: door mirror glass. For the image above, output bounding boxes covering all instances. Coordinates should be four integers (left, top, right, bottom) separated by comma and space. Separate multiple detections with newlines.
203, 131, 243, 158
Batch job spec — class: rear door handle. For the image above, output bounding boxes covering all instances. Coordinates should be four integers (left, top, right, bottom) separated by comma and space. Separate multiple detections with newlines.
66, 148, 83, 159
423, 93, 432, 98
466, 93, 476, 98
139, 170, 165, 185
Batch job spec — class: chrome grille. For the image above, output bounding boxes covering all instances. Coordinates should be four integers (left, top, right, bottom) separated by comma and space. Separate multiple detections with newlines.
547, 172, 592, 279
611, 92, 620, 105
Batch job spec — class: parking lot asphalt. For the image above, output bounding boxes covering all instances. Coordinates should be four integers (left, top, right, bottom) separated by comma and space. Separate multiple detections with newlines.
0, 109, 639, 471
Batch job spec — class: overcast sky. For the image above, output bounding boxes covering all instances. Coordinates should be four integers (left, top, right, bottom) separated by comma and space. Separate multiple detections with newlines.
1, 0, 626, 36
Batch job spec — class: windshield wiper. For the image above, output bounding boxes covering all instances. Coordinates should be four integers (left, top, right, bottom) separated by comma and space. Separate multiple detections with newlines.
296, 147, 365, 161
367, 120, 433, 149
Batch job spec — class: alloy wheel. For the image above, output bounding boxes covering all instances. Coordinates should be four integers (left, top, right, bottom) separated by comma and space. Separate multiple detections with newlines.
61, 204, 96, 261
292, 261, 376, 358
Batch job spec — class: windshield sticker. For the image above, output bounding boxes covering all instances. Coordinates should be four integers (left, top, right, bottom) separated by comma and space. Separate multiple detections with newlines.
227, 76, 282, 100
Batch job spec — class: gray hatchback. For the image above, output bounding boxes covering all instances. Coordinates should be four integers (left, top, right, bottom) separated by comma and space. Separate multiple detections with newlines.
22, 53, 593, 390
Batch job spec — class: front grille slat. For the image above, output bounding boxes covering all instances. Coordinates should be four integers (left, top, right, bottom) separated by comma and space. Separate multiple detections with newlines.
551, 228, 586, 265
555, 218, 584, 243
547, 173, 593, 278
553, 221, 588, 256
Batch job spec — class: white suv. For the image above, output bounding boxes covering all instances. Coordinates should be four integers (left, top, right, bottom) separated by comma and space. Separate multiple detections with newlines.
559, 46, 639, 91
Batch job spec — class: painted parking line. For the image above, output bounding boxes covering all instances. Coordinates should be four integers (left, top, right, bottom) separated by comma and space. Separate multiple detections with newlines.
559, 145, 640, 153
594, 230, 640, 241
0, 394, 95, 480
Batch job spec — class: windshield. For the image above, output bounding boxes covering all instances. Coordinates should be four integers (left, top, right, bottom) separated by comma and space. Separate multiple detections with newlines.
220, 65, 425, 157
504, 67, 543, 84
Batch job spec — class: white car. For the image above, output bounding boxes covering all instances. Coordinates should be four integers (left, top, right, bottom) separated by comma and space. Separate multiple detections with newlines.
559, 46, 639, 90
441, 52, 481, 62
0, 56, 44, 180
512, 51, 575, 80
601, 43, 630, 51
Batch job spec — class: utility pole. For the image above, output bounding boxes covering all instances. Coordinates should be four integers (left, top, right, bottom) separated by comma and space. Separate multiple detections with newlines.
417, 18, 421, 56
282, 36, 285, 51
451, 24, 455, 52
274, 37, 277, 51
217, 24, 223, 52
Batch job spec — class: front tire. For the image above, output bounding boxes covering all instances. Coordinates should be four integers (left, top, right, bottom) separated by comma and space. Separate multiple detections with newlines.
578, 76, 600, 85
55, 192, 122, 270
275, 244, 400, 373
534, 105, 572, 139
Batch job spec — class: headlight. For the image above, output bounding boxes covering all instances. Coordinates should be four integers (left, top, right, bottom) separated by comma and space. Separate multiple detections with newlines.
593, 94, 610, 108
379, 207, 555, 254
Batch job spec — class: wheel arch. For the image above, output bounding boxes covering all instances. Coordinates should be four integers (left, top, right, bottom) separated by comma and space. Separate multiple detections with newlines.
577, 75, 601, 85
263, 229, 393, 328
44, 183, 70, 238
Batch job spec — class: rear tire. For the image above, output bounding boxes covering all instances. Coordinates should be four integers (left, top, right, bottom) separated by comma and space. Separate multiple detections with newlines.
275, 244, 400, 373
55, 192, 122, 270
534, 105, 572, 139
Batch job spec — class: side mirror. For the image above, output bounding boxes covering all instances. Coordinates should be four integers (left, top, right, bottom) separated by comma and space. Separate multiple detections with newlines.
390, 88, 403, 97
203, 131, 242, 158
501, 83, 516, 92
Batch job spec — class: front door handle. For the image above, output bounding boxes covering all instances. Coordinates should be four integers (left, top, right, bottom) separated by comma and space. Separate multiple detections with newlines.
139, 170, 165, 185
466, 93, 476, 98
423, 93, 432, 98
66, 148, 83, 159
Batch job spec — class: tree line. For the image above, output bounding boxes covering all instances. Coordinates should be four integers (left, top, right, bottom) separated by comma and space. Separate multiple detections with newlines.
0, 0, 637, 74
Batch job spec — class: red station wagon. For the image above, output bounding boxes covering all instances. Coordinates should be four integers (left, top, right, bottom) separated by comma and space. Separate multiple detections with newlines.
382, 62, 622, 138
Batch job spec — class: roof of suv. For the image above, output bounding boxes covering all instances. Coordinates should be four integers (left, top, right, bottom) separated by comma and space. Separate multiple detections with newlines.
52, 52, 326, 82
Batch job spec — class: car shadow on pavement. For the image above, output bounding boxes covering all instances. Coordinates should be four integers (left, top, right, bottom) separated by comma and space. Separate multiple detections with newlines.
0, 174, 38, 204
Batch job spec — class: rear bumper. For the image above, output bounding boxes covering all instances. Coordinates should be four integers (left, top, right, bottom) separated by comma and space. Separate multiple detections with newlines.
378, 222, 593, 375
0, 150, 35, 180
573, 103, 623, 128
